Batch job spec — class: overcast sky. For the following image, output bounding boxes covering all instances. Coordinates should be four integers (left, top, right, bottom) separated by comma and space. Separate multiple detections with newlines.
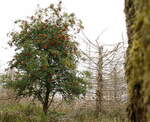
0, 0, 126, 71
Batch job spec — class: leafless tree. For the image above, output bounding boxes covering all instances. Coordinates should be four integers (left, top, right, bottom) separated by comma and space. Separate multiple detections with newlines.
80, 31, 127, 115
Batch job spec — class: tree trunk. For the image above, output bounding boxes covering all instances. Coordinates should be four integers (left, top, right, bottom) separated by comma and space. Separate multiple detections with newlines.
112, 67, 118, 103
43, 102, 48, 115
43, 86, 50, 115
125, 0, 150, 121
96, 71, 103, 115
96, 46, 103, 115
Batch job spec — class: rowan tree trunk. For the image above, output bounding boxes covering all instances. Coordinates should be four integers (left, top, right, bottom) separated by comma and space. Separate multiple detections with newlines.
125, 0, 150, 121
43, 85, 50, 115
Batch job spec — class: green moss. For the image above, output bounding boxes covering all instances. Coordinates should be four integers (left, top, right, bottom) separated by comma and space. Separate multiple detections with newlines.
125, 0, 150, 121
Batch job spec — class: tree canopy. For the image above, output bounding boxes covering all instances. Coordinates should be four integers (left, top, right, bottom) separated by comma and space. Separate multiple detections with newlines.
6, 2, 87, 114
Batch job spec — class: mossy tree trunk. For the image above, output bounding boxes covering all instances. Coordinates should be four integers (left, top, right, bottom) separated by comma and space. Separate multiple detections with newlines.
125, 0, 150, 121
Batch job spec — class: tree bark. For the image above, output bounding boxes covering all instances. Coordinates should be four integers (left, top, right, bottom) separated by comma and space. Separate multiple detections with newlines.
43, 85, 50, 115
96, 46, 103, 115
125, 0, 150, 121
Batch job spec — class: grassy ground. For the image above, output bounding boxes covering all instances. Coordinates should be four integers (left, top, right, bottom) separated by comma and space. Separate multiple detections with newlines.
0, 100, 128, 122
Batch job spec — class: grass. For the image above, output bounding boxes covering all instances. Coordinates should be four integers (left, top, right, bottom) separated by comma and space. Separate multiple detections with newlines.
0, 101, 128, 122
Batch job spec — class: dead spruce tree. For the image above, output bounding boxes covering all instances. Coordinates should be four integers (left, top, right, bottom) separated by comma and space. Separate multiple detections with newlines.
81, 31, 126, 115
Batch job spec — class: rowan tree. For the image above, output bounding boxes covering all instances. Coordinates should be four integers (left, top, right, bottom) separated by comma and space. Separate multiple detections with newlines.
6, 2, 87, 114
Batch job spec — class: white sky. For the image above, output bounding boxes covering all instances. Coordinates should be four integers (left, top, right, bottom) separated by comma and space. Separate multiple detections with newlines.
0, 0, 127, 71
